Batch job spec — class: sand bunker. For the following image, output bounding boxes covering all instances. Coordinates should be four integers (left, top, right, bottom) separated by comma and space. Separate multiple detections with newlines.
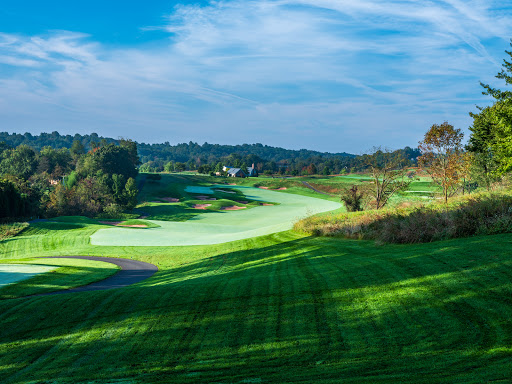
258, 186, 269, 189
99, 221, 148, 228
261, 203, 274, 206
276, 187, 287, 190
161, 197, 179, 202
193, 204, 212, 209
99, 221, 123, 226
221, 206, 247, 210
195, 196, 217, 201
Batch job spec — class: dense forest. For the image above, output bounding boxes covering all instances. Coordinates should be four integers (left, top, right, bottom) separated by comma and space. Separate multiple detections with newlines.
0, 139, 139, 221
0, 131, 421, 176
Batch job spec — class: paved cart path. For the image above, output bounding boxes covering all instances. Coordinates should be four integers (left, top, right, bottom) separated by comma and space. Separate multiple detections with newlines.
38, 256, 158, 295
301, 181, 335, 196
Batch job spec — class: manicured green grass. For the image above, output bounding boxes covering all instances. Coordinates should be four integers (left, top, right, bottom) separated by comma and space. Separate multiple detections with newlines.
134, 174, 266, 221
1, 219, 512, 382
91, 186, 341, 246
0, 258, 119, 299
115, 219, 161, 228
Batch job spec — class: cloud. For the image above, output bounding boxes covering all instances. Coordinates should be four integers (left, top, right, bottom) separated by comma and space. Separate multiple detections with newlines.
0, 1, 511, 152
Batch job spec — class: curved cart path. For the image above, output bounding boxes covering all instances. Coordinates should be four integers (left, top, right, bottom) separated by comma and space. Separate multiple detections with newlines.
38, 256, 158, 295
301, 181, 335, 196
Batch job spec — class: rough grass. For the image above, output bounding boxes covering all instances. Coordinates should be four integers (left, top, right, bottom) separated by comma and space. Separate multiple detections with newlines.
0, 222, 29, 240
1, 222, 512, 382
295, 191, 512, 243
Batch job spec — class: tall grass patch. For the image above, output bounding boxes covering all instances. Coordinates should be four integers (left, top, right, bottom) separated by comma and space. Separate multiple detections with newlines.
0, 222, 28, 240
295, 191, 512, 243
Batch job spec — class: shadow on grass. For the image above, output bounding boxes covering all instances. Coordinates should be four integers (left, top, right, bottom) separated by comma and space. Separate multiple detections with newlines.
1, 234, 512, 383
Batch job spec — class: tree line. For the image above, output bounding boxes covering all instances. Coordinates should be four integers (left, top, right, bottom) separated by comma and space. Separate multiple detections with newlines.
0, 140, 139, 220
0, 131, 422, 176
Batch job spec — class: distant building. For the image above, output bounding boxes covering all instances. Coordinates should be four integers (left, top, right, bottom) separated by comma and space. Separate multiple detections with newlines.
246, 164, 258, 177
223, 163, 257, 178
226, 168, 246, 178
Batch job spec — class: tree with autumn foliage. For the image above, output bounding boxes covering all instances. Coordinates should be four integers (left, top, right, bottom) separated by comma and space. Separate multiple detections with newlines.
418, 122, 464, 203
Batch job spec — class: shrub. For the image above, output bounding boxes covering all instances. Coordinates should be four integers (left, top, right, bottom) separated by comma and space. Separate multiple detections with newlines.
294, 191, 512, 243
340, 185, 365, 212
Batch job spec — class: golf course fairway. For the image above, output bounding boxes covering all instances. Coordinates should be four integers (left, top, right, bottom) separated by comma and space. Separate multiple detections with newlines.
91, 186, 341, 246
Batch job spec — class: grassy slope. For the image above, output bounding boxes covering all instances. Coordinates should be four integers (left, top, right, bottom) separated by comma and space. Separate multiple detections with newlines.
0, 258, 119, 299
0, 219, 512, 383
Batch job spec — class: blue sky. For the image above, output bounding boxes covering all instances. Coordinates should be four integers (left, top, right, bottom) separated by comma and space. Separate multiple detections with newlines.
1, 1, 511, 153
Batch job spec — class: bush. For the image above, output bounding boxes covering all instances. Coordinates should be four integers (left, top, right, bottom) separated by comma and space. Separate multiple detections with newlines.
294, 191, 512, 243
340, 185, 364, 212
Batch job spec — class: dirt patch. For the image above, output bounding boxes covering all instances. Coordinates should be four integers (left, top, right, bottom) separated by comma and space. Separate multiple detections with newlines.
195, 195, 217, 201
221, 206, 247, 210
192, 204, 212, 210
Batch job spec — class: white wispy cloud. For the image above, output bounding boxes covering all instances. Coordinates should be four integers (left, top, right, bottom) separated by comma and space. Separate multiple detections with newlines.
0, 1, 511, 151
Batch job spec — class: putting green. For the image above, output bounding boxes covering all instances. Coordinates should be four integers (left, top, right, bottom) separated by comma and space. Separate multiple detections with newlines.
0, 264, 58, 287
91, 186, 341, 246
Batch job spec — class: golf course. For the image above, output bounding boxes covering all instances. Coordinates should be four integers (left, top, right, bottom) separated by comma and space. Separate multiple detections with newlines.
0, 174, 512, 383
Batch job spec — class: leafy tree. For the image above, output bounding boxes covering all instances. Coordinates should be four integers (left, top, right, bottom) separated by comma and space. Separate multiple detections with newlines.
87, 144, 138, 180
418, 122, 464, 203
468, 41, 512, 176
124, 177, 138, 209
119, 138, 140, 168
70, 140, 85, 157
74, 176, 113, 216
164, 161, 174, 172
175, 162, 186, 172
0, 145, 38, 179
363, 147, 411, 210
0, 179, 26, 218
111, 173, 126, 204
467, 105, 501, 189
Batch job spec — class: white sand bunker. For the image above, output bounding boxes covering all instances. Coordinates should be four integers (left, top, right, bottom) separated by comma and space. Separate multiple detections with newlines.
221, 206, 247, 210
0, 264, 58, 287
193, 204, 212, 209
